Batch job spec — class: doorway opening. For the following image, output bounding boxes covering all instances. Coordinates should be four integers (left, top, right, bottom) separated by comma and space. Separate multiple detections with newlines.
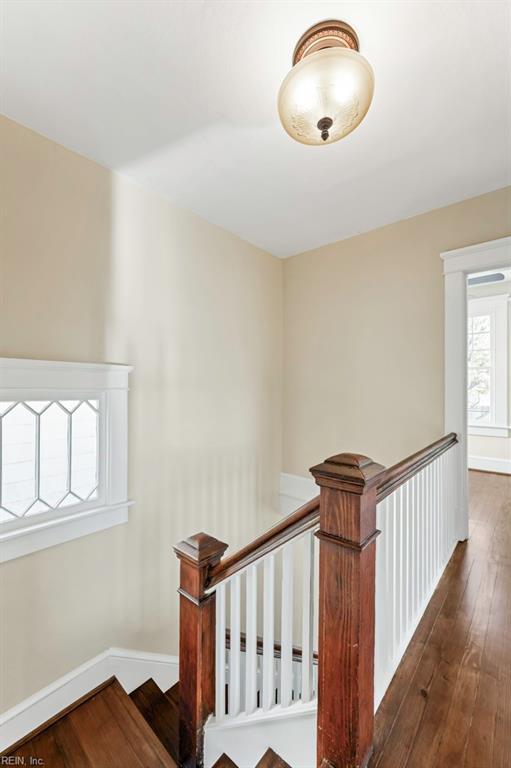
466, 268, 510, 476
442, 236, 511, 542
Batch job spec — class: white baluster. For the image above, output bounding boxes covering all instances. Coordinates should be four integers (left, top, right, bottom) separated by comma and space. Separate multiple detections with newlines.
419, 470, 426, 605
435, 459, 440, 573
402, 482, 412, 634
375, 500, 384, 700
229, 573, 241, 717
262, 554, 275, 711
395, 487, 402, 648
245, 564, 258, 714
430, 461, 435, 579
411, 475, 418, 622
424, 464, 429, 590
390, 490, 397, 656
440, 456, 444, 563
301, 531, 315, 703
383, 496, 392, 671
281, 543, 293, 707
215, 583, 226, 721
434, 458, 439, 575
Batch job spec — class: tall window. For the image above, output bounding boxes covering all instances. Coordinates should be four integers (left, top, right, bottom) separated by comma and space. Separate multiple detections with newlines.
467, 295, 509, 434
0, 359, 132, 561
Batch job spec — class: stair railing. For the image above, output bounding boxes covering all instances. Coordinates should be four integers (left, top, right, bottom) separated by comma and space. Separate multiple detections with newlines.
174, 432, 459, 768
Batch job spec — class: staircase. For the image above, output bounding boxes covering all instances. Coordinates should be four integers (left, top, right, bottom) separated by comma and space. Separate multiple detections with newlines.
1, 676, 289, 768
2, 434, 462, 767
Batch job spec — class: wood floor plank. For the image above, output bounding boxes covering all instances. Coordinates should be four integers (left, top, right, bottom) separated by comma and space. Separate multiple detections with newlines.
433, 561, 498, 766
464, 670, 498, 768
493, 672, 511, 768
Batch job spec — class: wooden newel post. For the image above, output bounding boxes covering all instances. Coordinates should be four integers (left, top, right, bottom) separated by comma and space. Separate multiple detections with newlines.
173, 533, 228, 768
310, 452, 385, 768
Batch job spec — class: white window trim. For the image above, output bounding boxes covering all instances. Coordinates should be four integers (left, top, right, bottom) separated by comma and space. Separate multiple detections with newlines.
442, 235, 511, 540
0, 358, 133, 562
467, 294, 509, 437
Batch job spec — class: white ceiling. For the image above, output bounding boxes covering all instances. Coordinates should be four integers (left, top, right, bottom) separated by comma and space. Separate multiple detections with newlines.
1, 1, 510, 257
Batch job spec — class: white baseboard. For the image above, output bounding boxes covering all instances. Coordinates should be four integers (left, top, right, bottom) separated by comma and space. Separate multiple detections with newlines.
279, 472, 317, 516
0, 647, 179, 751
468, 455, 511, 474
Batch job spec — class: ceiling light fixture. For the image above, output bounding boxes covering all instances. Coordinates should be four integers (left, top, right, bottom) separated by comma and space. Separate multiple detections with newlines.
278, 20, 374, 146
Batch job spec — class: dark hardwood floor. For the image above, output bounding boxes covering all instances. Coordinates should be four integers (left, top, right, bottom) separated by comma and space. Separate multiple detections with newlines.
370, 469, 511, 768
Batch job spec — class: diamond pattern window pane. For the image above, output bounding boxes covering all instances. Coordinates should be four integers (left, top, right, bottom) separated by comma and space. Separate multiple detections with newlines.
71, 403, 99, 500
40, 404, 69, 506
1, 404, 37, 516
0, 399, 100, 524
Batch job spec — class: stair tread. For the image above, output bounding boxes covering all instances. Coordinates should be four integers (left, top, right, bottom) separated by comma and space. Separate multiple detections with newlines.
2, 678, 177, 767
165, 681, 180, 703
212, 754, 239, 768
256, 747, 292, 768
130, 678, 179, 764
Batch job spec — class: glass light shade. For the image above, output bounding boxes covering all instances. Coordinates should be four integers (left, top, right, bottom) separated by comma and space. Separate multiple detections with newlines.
278, 47, 374, 146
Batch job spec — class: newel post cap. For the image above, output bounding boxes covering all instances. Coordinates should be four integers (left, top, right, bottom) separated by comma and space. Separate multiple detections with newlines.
173, 532, 228, 567
310, 452, 385, 493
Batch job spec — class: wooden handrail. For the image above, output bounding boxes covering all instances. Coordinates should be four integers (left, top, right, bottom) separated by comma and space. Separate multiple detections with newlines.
207, 432, 458, 589
207, 495, 320, 588
376, 432, 457, 502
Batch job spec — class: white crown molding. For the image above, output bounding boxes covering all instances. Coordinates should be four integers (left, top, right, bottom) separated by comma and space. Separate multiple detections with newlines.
0, 647, 179, 751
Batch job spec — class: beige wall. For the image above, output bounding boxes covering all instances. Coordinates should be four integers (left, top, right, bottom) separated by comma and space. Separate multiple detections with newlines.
283, 187, 511, 476
467, 279, 511, 468
0, 116, 283, 711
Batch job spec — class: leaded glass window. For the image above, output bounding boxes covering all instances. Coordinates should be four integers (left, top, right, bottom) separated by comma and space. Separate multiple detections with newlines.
0, 399, 100, 523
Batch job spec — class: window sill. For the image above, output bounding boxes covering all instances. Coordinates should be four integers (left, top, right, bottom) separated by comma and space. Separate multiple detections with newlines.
0, 501, 133, 562
468, 424, 510, 438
